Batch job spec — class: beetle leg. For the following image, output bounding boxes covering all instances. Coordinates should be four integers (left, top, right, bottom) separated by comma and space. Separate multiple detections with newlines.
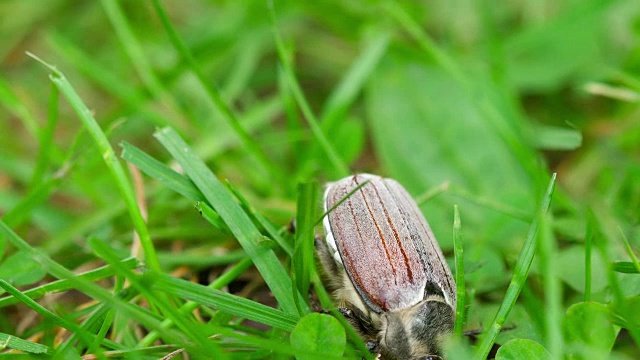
315, 235, 342, 285
338, 305, 378, 337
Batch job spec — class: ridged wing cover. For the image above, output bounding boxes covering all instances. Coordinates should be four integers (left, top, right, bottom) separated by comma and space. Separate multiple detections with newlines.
323, 174, 456, 314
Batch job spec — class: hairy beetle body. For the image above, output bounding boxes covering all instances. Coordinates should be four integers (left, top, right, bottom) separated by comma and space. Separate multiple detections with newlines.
320, 174, 456, 359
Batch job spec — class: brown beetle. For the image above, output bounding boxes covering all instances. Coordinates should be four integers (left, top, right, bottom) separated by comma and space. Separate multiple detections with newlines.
318, 174, 456, 359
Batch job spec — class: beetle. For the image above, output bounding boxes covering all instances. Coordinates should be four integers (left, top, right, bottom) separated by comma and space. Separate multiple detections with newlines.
318, 174, 456, 360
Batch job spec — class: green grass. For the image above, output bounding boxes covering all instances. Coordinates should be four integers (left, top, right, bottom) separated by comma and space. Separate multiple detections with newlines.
1, 0, 639, 359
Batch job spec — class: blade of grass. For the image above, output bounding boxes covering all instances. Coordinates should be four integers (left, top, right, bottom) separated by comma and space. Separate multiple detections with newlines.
267, 0, 349, 178
56, 291, 132, 356
194, 201, 231, 233
198, 325, 298, 356
0, 220, 194, 348
27, 52, 160, 272
192, 95, 283, 161
154, 126, 303, 315
450, 185, 532, 222
87, 236, 224, 357
590, 207, 640, 348
220, 36, 263, 103
58, 276, 145, 355
0, 280, 96, 350
226, 181, 294, 256
584, 214, 594, 302
297, 30, 390, 176
416, 181, 450, 206
0, 258, 138, 308
618, 227, 640, 274
85, 305, 115, 356
538, 213, 563, 360
1, 175, 63, 228
47, 32, 175, 129
279, 65, 304, 168
0, 77, 39, 138
383, 2, 464, 83
151, 272, 298, 332
453, 205, 465, 338
474, 173, 557, 360
56, 291, 138, 359
140, 256, 254, 347
150, 0, 276, 180
292, 181, 319, 315
0, 332, 52, 355
312, 179, 371, 228
319, 30, 390, 130
612, 262, 640, 274
157, 249, 245, 268
85, 344, 180, 359
120, 141, 203, 202
100, 0, 166, 100
1, 115, 80, 228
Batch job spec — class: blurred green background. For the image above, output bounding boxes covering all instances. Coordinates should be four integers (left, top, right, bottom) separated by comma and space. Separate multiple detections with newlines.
1, 0, 639, 358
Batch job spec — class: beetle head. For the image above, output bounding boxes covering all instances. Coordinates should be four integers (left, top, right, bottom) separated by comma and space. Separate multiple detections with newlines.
378, 298, 454, 360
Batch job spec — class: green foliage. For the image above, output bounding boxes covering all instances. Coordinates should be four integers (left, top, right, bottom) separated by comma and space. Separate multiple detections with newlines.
0, 0, 639, 358
495, 339, 551, 360
0, 251, 47, 287
290, 313, 346, 360
563, 302, 618, 359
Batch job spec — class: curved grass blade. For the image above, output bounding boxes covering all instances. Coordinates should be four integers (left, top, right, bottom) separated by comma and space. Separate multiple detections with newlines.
154, 127, 303, 315
26, 52, 160, 272
453, 205, 466, 337
120, 141, 203, 202
292, 181, 318, 315
0, 258, 138, 308
474, 173, 557, 359
151, 273, 298, 332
